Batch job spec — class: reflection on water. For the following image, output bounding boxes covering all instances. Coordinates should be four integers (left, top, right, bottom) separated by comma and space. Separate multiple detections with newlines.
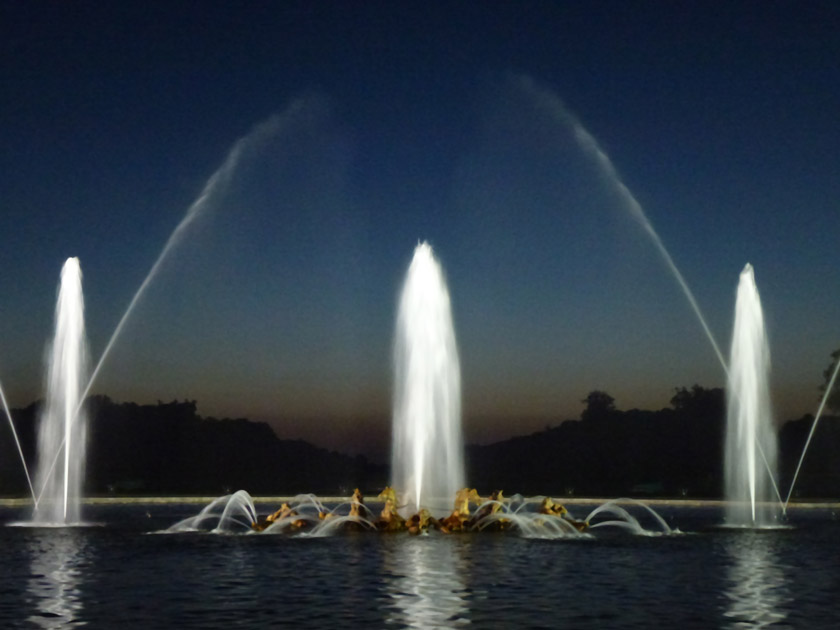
26, 529, 86, 628
384, 536, 470, 628
2, 504, 838, 629
722, 533, 790, 629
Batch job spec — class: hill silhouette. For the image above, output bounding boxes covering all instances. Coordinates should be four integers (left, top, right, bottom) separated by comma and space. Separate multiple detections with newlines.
468, 387, 839, 499
0, 396, 382, 496
1, 387, 837, 499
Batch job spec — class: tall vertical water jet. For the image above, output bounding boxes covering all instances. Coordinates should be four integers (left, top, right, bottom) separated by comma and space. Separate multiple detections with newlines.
33, 258, 90, 524
392, 242, 464, 516
724, 264, 778, 526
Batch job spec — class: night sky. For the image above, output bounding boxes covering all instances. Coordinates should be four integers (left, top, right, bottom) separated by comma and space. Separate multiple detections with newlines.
2, 1, 838, 461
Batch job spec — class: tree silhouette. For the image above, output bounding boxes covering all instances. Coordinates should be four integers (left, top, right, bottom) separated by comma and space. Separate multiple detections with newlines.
581, 390, 615, 422
670, 385, 724, 418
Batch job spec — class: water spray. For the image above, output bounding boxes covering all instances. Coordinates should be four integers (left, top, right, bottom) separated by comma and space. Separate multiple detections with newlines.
0, 380, 37, 507
784, 355, 840, 512
31, 100, 315, 503
519, 77, 785, 516
392, 242, 464, 516
520, 76, 727, 371
32, 257, 88, 524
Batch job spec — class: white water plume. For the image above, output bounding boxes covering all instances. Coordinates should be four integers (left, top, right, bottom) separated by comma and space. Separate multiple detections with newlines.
33, 258, 89, 524
392, 242, 464, 516
724, 264, 778, 526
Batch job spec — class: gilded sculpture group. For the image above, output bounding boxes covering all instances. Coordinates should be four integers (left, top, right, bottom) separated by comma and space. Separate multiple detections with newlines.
251, 487, 588, 534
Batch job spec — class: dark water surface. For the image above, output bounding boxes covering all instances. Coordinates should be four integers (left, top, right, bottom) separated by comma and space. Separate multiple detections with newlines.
0, 502, 838, 629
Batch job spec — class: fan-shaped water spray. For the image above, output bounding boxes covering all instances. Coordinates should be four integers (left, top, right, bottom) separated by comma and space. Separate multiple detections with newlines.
725, 264, 778, 526
32, 258, 89, 525
165, 491, 378, 536
391, 242, 464, 516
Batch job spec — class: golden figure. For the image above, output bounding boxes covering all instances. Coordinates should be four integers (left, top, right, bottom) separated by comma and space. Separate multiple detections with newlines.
375, 487, 406, 532
439, 487, 481, 532
251, 502, 296, 532
538, 496, 588, 532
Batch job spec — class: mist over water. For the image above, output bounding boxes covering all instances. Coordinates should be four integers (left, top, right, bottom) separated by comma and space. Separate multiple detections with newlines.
33, 258, 89, 524
392, 243, 464, 515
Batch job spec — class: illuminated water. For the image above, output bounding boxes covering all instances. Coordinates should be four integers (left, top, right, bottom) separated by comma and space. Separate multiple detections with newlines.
32, 258, 89, 525
725, 264, 779, 526
391, 243, 464, 515
0, 502, 838, 628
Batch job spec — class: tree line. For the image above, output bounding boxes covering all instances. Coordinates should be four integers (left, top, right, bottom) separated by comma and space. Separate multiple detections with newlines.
1, 350, 838, 499
0, 396, 381, 497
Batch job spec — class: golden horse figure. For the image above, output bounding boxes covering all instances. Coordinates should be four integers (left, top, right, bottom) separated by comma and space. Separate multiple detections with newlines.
251, 502, 298, 532
406, 508, 434, 535
538, 496, 588, 532
375, 487, 406, 532
439, 487, 481, 533
341, 487, 371, 531
348, 488, 365, 518
538, 496, 567, 516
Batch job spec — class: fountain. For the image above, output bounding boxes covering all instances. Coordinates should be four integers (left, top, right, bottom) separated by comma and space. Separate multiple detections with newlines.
724, 264, 779, 527
165, 218, 670, 540
168, 233, 673, 537
391, 242, 464, 516
32, 258, 90, 525
517, 78, 792, 520
5, 100, 320, 519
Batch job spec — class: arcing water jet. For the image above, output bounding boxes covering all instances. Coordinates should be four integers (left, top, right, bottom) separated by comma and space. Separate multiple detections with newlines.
82, 99, 313, 403
518, 75, 727, 372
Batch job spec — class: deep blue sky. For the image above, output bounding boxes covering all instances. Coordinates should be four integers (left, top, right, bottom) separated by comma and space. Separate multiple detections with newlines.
2, 1, 838, 460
